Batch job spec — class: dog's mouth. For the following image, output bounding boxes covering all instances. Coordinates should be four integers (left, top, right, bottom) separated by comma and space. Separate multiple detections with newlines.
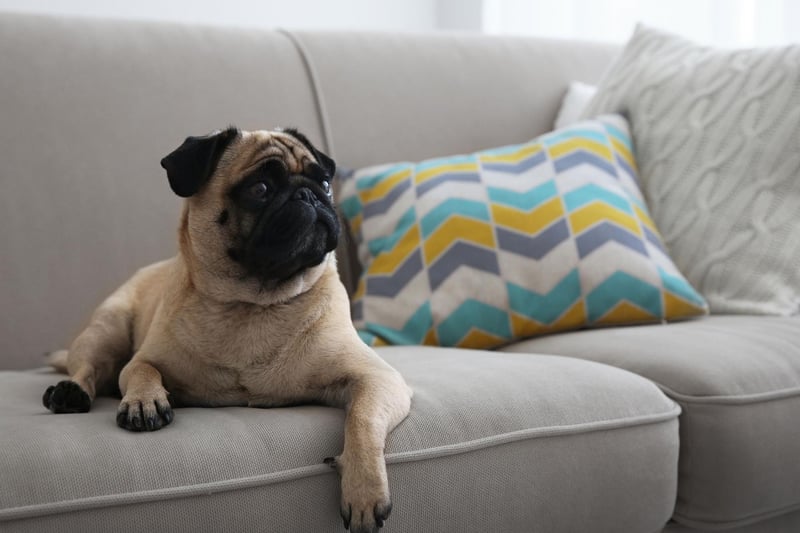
230, 195, 340, 282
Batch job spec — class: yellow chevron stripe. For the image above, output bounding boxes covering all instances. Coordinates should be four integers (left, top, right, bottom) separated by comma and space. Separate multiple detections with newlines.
373, 337, 389, 347
479, 144, 542, 164
358, 168, 411, 204
569, 202, 642, 236
422, 328, 439, 346
510, 300, 586, 338
593, 301, 656, 325
491, 197, 564, 234
548, 139, 613, 162
634, 205, 658, 235
350, 213, 363, 236
457, 328, 507, 350
611, 138, 635, 171
415, 163, 479, 185
664, 292, 706, 319
423, 216, 495, 263
354, 278, 365, 300
367, 225, 421, 275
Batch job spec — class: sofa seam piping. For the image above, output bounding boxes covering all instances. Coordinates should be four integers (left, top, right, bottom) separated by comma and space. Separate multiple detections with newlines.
654, 382, 800, 405
0, 406, 680, 521
672, 499, 800, 531
277, 29, 336, 158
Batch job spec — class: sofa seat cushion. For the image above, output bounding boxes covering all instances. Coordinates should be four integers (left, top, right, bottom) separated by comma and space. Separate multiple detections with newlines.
1, 349, 678, 533
500, 315, 800, 529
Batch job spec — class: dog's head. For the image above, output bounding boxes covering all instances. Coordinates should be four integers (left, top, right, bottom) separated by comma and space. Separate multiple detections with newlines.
161, 127, 340, 301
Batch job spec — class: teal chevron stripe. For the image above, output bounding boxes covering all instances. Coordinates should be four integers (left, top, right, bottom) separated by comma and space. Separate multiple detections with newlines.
365, 302, 433, 345
507, 269, 582, 324
339, 195, 362, 219
586, 271, 662, 322
658, 267, 706, 306
367, 206, 417, 257
357, 330, 380, 346
563, 183, 633, 214
420, 198, 490, 238
356, 163, 410, 191
602, 122, 632, 151
542, 128, 609, 147
487, 180, 558, 211
437, 300, 512, 346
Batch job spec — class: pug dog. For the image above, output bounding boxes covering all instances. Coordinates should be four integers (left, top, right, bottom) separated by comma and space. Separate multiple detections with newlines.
42, 127, 412, 533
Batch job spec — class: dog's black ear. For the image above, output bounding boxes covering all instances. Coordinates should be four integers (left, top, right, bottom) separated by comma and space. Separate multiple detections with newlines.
161, 127, 239, 198
281, 128, 336, 178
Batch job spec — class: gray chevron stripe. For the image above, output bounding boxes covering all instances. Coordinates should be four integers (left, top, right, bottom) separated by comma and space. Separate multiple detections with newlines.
553, 151, 617, 178
643, 226, 667, 254
416, 172, 480, 197
365, 249, 423, 297
428, 242, 500, 290
496, 219, 571, 259
576, 221, 648, 259
352, 300, 363, 321
363, 179, 412, 219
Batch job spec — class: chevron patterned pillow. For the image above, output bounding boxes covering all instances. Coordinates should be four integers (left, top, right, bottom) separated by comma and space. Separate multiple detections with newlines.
583, 25, 800, 315
340, 114, 707, 349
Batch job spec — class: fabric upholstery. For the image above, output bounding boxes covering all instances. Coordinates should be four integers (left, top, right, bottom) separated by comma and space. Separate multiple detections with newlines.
0, 13, 323, 371
0, 349, 679, 533
341, 114, 706, 349
0, 13, 620, 371
554, 81, 597, 130
583, 24, 800, 316
292, 31, 619, 170
501, 315, 800, 529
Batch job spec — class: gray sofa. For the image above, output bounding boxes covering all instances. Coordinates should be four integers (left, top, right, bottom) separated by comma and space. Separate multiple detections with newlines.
1, 12, 798, 533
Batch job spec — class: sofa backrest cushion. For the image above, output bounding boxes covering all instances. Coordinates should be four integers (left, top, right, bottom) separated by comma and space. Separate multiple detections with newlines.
0, 12, 617, 369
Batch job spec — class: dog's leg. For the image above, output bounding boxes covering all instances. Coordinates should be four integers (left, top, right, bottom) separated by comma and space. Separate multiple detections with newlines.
326, 367, 412, 533
43, 290, 133, 414
116, 358, 173, 432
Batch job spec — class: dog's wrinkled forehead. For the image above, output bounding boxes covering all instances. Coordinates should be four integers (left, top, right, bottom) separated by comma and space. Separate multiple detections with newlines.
226, 130, 318, 178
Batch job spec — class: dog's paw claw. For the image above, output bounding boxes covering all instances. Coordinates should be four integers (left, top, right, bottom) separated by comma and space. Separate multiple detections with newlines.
343, 497, 391, 532
374, 501, 392, 528
117, 396, 173, 432
43, 381, 91, 413
341, 503, 351, 530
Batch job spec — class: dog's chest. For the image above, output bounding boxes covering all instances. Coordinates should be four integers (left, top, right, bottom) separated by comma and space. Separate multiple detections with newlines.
165, 303, 314, 405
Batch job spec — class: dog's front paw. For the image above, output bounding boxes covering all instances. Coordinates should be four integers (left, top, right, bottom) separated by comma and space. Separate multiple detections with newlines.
43, 380, 91, 413
116, 393, 173, 432
325, 455, 392, 533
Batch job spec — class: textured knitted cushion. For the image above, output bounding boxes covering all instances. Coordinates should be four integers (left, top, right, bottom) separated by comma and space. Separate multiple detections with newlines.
583, 25, 800, 315
339, 115, 707, 349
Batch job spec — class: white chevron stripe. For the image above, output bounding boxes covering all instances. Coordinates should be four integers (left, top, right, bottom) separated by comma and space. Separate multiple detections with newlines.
358, 185, 417, 246
497, 241, 578, 292
414, 182, 488, 219
480, 162, 556, 191
429, 267, 507, 319
577, 242, 661, 293
360, 270, 430, 328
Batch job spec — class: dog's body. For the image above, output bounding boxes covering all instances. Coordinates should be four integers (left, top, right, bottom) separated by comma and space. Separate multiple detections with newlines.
43, 128, 412, 533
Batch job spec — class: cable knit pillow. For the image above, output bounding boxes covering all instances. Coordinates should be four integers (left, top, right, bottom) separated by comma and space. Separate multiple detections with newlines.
583, 25, 800, 315
339, 114, 707, 349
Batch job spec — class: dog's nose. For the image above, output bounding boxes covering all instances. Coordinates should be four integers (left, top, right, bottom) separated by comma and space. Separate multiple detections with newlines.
293, 187, 316, 205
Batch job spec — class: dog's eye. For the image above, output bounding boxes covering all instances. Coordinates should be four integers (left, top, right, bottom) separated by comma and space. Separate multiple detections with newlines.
247, 182, 269, 200
321, 180, 331, 195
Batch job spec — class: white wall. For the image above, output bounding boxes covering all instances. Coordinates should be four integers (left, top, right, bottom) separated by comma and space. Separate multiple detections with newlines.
1, 0, 797, 46
483, 0, 800, 47
0, 0, 439, 32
